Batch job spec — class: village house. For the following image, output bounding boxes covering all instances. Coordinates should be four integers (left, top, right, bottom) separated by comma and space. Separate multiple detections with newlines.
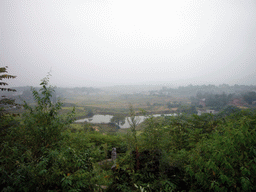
197, 109, 218, 115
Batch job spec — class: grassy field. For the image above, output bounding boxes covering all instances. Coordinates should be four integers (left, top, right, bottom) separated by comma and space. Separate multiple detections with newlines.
62, 94, 189, 117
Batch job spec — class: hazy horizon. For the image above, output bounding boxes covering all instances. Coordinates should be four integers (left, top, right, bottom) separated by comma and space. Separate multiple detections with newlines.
8, 81, 256, 90
1, 0, 256, 88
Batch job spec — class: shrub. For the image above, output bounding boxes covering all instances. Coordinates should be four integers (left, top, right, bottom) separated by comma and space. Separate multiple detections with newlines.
186, 110, 256, 191
0, 76, 95, 191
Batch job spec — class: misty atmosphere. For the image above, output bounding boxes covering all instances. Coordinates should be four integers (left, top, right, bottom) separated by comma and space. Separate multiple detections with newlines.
1, 1, 256, 191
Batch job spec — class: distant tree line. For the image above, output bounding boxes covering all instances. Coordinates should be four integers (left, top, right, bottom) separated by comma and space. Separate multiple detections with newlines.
1, 86, 103, 104
190, 92, 234, 110
152, 84, 256, 97
242, 91, 256, 105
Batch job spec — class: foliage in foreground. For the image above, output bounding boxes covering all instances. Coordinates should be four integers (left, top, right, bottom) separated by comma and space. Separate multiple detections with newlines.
1, 75, 256, 191
0, 77, 94, 191
186, 110, 256, 191
107, 110, 256, 191
0, 66, 17, 136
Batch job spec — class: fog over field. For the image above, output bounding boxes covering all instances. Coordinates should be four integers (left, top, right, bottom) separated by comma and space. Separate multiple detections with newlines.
1, 0, 256, 88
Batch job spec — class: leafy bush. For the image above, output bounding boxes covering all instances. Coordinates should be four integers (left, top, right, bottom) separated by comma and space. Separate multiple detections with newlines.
186, 110, 256, 191
0, 76, 95, 191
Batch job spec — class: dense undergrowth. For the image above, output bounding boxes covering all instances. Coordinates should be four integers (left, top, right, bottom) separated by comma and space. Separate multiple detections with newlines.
0, 78, 256, 191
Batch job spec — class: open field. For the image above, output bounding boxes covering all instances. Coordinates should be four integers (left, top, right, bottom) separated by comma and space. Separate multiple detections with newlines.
62, 94, 189, 117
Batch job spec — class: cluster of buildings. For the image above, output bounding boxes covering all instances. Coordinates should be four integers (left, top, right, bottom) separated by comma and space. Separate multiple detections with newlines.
197, 97, 250, 116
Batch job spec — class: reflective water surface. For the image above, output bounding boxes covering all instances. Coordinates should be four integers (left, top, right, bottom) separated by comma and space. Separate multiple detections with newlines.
75, 113, 177, 128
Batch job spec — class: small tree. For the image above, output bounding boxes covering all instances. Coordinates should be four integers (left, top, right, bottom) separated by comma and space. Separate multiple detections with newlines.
0, 66, 16, 116
127, 105, 141, 172
21, 75, 75, 155
0, 75, 95, 191
110, 114, 126, 127
0, 66, 16, 92
127, 105, 140, 149
0, 66, 17, 137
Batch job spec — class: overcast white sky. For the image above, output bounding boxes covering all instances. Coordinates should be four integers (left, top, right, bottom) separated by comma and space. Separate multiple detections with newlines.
1, 0, 256, 87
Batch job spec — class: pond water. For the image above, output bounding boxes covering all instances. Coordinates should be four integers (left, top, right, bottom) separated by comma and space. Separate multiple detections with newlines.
75, 113, 177, 128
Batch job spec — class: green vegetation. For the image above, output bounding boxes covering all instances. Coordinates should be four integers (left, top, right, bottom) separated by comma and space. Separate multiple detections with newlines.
1, 75, 256, 191
191, 92, 234, 110
0, 76, 94, 191
0, 66, 18, 140
110, 114, 126, 127
186, 110, 256, 191
243, 92, 256, 105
